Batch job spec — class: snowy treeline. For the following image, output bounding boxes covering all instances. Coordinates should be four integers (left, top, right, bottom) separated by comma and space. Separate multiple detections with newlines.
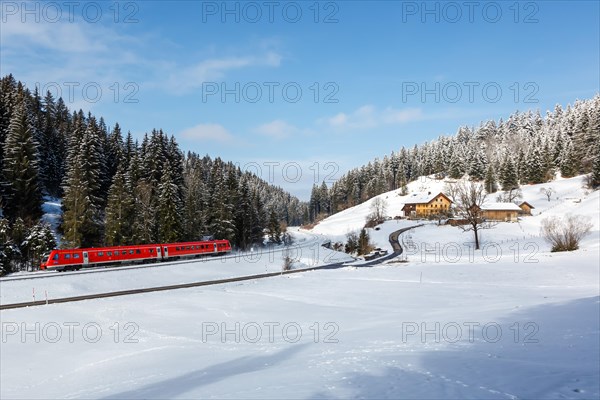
0, 75, 306, 273
309, 95, 600, 220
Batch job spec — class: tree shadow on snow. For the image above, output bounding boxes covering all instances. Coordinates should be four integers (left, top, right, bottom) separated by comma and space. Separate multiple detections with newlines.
311, 296, 600, 400
102, 343, 308, 399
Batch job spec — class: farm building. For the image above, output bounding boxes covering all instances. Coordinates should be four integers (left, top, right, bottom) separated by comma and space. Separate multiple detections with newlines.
401, 192, 453, 218
479, 203, 522, 222
519, 201, 535, 215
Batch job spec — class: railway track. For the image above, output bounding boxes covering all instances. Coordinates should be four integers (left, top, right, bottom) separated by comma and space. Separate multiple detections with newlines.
0, 226, 422, 310
0, 235, 324, 282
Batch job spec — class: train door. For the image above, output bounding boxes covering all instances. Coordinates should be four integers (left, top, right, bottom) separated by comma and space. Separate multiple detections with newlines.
83, 251, 89, 266
163, 247, 169, 258
156, 247, 162, 260
213, 243, 217, 253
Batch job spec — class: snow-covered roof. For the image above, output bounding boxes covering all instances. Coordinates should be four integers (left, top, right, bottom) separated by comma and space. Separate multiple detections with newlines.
404, 192, 448, 204
481, 202, 522, 211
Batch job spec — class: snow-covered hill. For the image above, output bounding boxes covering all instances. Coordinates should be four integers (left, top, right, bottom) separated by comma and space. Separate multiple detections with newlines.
312, 176, 598, 236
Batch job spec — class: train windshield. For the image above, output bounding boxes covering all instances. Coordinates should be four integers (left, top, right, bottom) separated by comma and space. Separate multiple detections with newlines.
41, 253, 50, 264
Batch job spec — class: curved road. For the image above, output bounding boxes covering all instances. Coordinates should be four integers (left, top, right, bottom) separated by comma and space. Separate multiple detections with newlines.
0, 225, 423, 310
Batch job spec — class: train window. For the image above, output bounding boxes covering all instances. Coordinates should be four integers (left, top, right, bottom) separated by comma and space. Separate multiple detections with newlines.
129, 250, 134, 254
53, 254, 59, 260
114, 251, 120, 255
98, 252, 104, 256
64, 254, 71, 259
176, 247, 180, 251
74, 254, 80, 259
185, 246, 190, 250
136, 249, 141, 254
150, 249, 154, 253
107, 251, 112, 256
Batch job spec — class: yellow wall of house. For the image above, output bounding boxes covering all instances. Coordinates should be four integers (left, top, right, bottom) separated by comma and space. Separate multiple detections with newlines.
415, 196, 452, 217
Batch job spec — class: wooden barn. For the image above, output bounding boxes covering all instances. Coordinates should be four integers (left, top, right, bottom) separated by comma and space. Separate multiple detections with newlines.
401, 192, 453, 218
519, 201, 535, 215
480, 203, 522, 222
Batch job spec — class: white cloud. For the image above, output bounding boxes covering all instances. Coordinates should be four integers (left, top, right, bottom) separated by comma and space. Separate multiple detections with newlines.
254, 120, 300, 139
179, 123, 235, 143
319, 105, 423, 130
165, 52, 282, 95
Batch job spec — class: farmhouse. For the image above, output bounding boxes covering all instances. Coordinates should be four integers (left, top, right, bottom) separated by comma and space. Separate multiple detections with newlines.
480, 203, 522, 222
401, 192, 453, 218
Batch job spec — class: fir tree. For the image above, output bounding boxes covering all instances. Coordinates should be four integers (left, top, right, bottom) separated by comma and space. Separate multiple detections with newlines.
131, 180, 156, 244
484, 165, 498, 193
234, 178, 253, 249
1, 101, 43, 224
267, 209, 281, 244
500, 155, 519, 191
104, 167, 134, 246
560, 138, 579, 178
590, 152, 600, 189
157, 166, 182, 243
22, 221, 56, 269
468, 148, 487, 181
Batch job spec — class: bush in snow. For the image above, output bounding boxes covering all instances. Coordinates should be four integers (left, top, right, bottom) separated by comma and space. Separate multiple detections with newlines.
541, 214, 593, 252
22, 222, 56, 270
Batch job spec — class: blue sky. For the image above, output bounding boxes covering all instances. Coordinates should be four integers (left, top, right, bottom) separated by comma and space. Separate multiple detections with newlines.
1, 1, 598, 199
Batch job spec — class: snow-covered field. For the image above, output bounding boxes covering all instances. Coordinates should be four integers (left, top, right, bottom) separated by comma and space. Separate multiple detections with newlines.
1, 176, 598, 399
0, 230, 351, 305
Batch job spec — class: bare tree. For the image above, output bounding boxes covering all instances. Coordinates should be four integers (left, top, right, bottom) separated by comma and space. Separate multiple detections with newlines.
366, 197, 388, 227
453, 181, 495, 250
540, 187, 554, 202
370, 197, 388, 221
541, 214, 593, 252
496, 188, 522, 203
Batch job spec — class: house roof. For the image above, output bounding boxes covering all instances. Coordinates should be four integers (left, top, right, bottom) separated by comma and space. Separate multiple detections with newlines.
403, 192, 452, 205
481, 202, 522, 211
519, 201, 535, 209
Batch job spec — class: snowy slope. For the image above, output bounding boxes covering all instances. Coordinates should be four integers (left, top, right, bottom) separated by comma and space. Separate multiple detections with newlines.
313, 175, 595, 236
0, 176, 598, 399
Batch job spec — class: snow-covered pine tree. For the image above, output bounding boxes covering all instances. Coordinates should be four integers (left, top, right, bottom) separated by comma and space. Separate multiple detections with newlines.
61, 115, 104, 247
525, 145, 545, 184
157, 165, 182, 243
560, 137, 579, 178
234, 177, 253, 249
1, 100, 43, 224
22, 221, 56, 270
182, 158, 207, 241
267, 209, 281, 244
131, 180, 156, 244
484, 165, 498, 193
468, 147, 487, 181
448, 150, 464, 179
500, 155, 519, 191
590, 151, 600, 189
104, 166, 134, 246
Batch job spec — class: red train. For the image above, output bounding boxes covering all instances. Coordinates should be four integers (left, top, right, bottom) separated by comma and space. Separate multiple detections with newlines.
40, 240, 232, 271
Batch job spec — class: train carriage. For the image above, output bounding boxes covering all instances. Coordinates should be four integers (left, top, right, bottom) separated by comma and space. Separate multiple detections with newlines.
40, 239, 232, 271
